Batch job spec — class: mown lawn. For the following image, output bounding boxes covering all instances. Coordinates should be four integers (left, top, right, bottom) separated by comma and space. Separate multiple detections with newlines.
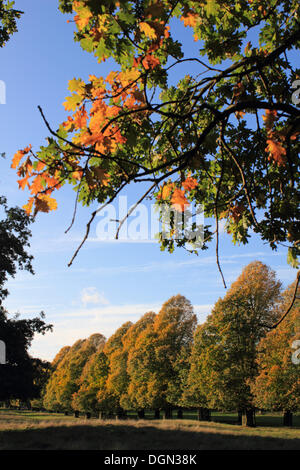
0, 409, 299, 450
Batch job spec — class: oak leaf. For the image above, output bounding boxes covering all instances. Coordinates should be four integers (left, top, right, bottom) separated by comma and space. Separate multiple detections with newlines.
30, 174, 45, 194
171, 188, 189, 212
182, 176, 198, 192
139, 22, 157, 40
34, 195, 58, 215
11, 145, 32, 169
262, 109, 277, 131
265, 139, 286, 166
142, 54, 160, 70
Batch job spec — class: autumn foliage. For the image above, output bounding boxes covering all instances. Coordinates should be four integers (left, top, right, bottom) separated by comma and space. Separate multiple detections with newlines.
42, 263, 300, 425
10, 0, 299, 267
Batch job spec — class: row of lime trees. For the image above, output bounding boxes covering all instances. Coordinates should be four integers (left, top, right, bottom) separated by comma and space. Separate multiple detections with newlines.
24, 261, 299, 428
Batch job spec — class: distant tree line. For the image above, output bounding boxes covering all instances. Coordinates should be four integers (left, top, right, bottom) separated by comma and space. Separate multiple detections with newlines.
42, 262, 299, 427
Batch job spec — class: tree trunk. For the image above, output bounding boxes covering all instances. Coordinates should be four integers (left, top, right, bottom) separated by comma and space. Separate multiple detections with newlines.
177, 408, 183, 419
85, 412, 91, 419
163, 407, 172, 419
154, 408, 160, 419
74, 410, 79, 418
116, 407, 127, 419
25, 400, 31, 410
197, 407, 211, 421
283, 410, 293, 426
237, 410, 243, 425
242, 409, 256, 427
137, 409, 145, 419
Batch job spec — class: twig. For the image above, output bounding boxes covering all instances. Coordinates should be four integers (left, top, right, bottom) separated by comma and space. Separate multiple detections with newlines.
115, 183, 156, 239
259, 270, 300, 329
68, 183, 127, 266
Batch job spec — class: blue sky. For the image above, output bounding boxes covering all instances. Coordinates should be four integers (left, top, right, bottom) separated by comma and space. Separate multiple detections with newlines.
0, 1, 298, 360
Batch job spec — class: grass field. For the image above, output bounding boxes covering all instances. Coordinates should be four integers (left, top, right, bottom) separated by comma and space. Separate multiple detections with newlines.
0, 409, 299, 450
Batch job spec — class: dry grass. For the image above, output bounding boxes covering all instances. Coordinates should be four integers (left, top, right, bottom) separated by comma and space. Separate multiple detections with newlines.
0, 410, 299, 450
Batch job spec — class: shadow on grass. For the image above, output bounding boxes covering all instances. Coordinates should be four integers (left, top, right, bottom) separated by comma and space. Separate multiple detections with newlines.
0, 423, 300, 450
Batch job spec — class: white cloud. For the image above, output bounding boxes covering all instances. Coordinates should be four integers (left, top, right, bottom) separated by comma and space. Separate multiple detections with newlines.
80, 287, 109, 306
194, 304, 213, 319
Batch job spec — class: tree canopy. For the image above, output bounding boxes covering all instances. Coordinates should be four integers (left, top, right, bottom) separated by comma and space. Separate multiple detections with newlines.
43, 333, 105, 412
184, 261, 282, 425
0, 0, 23, 48
10, 0, 300, 273
0, 306, 52, 402
0, 195, 52, 404
40, 264, 300, 425
253, 282, 300, 415
0, 195, 34, 302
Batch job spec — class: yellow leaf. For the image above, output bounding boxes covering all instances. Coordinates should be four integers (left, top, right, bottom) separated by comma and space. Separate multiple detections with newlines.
74, 9, 92, 30
34, 195, 58, 215
63, 94, 82, 111
139, 22, 157, 40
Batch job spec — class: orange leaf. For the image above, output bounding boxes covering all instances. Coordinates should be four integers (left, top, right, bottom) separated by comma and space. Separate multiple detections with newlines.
171, 188, 189, 212
36, 161, 46, 171
11, 145, 32, 169
290, 132, 299, 141
181, 13, 198, 28
12, 150, 25, 169
18, 175, 30, 190
182, 176, 198, 192
73, 106, 88, 129
262, 109, 277, 131
265, 139, 286, 166
72, 169, 84, 180
142, 54, 160, 70
23, 198, 34, 215
235, 110, 246, 120
158, 182, 175, 201
63, 116, 75, 131
30, 174, 45, 194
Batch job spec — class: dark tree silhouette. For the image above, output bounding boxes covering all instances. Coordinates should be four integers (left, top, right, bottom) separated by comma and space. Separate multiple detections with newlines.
0, 195, 34, 302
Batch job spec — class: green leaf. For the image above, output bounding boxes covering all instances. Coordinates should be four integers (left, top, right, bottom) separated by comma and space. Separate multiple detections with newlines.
287, 247, 299, 269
